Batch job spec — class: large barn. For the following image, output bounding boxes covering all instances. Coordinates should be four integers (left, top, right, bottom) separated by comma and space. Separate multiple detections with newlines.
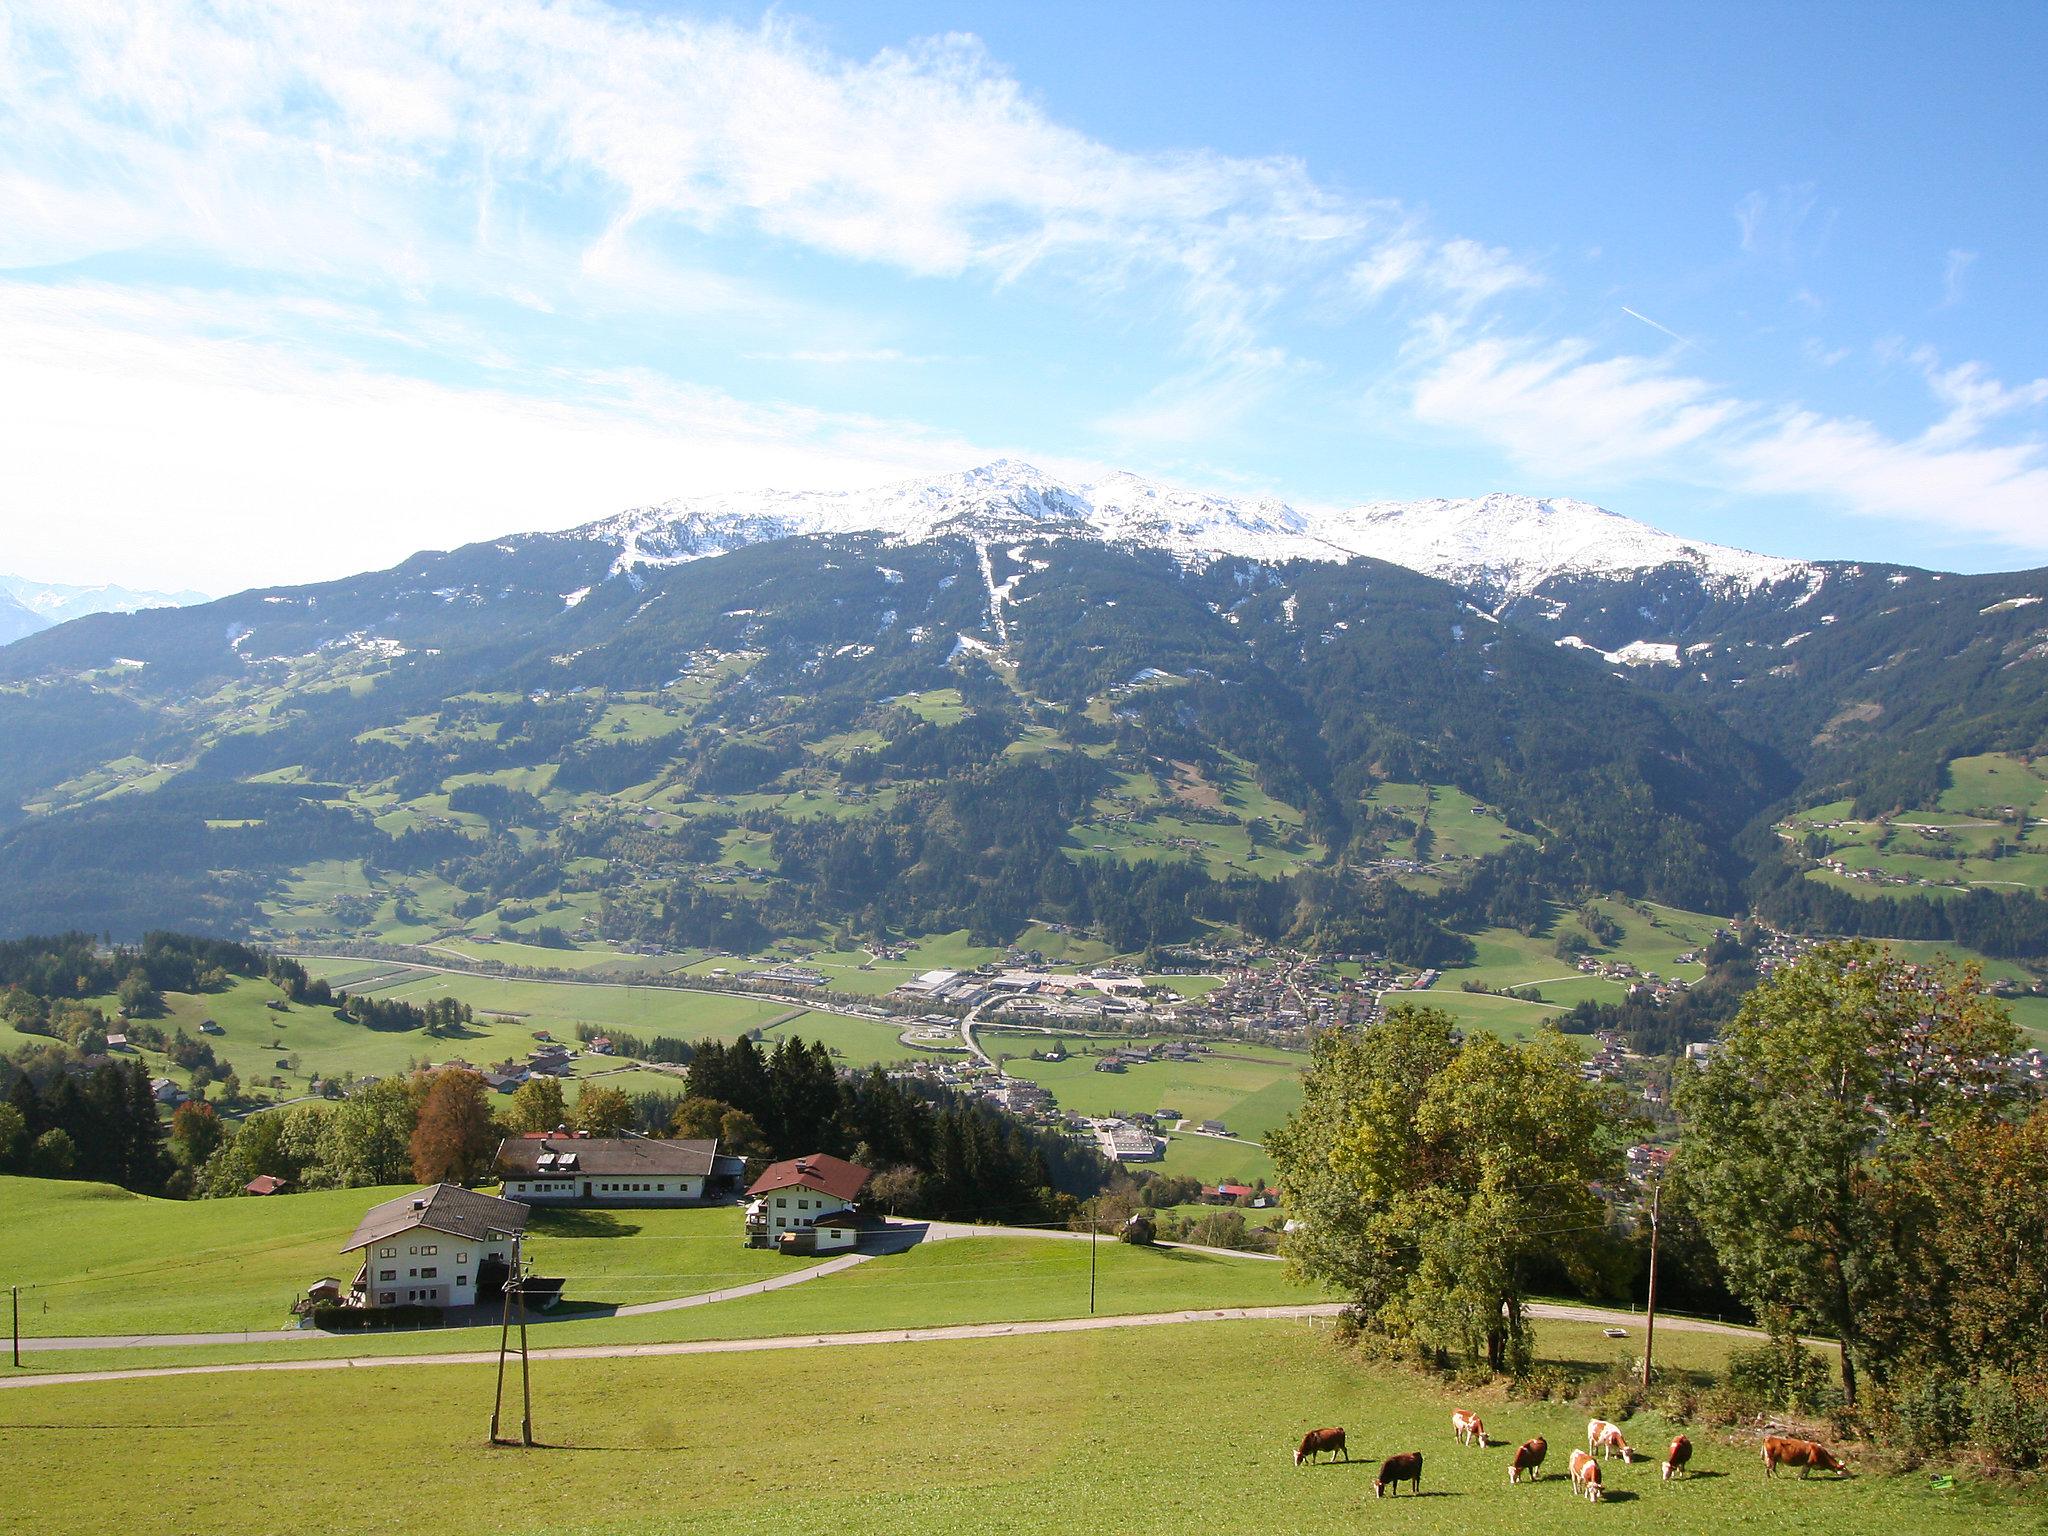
493, 1133, 747, 1206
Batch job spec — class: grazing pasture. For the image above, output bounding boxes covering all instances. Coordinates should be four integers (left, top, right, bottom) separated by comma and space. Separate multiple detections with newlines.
3, 1321, 2024, 1536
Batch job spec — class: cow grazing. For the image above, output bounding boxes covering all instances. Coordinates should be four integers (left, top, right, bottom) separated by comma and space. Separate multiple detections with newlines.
1294, 1427, 1347, 1466
1509, 1435, 1548, 1483
1588, 1418, 1639, 1463
1374, 1451, 1423, 1498
1568, 1448, 1605, 1503
1663, 1435, 1693, 1481
1451, 1409, 1489, 1447
1763, 1436, 1849, 1478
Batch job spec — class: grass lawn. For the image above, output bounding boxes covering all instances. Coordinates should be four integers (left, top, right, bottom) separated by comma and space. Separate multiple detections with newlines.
0, 1178, 787, 1338
1410, 989, 1566, 1040
997, 1047, 1302, 1137
4, 1319, 2027, 1536
9, 1217, 1316, 1374
755, 1010, 959, 1066
1154, 1129, 1276, 1184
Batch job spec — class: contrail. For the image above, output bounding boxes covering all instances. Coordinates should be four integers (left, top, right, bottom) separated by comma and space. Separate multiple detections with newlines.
1622, 306, 1695, 350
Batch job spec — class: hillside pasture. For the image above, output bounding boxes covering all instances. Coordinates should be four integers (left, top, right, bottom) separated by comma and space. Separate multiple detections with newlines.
997, 1044, 1302, 1138
4, 1319, 2023, 1536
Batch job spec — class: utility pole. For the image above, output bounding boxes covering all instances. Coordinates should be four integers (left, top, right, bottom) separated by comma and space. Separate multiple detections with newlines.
515, 1233, 534, 1447
1089, 1209, 1099, 1316
1640, 1180, 1662, 1390
11, 1285, 18, 1369
488, 1247, 514, 1445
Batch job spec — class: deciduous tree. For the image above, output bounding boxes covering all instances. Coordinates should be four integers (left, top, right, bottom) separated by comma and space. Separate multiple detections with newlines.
409, 1069, 498, 1185
572, 1083, 633, 1138
507, 1075, 567, 1134
1677, 943, 2017, 1405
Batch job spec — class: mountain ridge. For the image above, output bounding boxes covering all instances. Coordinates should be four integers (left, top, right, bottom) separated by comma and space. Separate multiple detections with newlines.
576, 460, 1806, 598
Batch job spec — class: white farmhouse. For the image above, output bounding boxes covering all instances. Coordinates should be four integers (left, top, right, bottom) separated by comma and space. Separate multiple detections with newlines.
493, 1134, 747, 1206
744, 1153, 871, 1252
340, 1184, 529, 1311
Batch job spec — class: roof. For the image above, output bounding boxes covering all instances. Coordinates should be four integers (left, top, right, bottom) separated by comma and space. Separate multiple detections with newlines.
341, 1184, 529, 1254
494, 1136, 726, 1180
746, 1152, 871, 1204
244, 1175, 288, 1195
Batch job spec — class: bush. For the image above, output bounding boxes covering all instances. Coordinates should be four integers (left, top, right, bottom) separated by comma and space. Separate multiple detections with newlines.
1883, 1367, 1969, 1459
308, 1303, 446, 1332
1726, 1331, 1836, 1416
1966, 1371, 2048, 1470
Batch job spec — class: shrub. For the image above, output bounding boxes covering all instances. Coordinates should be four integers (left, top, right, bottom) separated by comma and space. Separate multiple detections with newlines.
1726, 1331, 1836, 1416
1882, 1367, 1969, 1459
1966, 1371, 2048, 1470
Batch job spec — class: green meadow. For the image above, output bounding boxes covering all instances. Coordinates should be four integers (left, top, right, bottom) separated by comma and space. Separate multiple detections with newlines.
5, 1319, 2031, 1536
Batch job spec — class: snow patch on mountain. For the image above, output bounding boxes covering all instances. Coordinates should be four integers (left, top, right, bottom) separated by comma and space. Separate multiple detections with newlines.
576, 463, 1804, 601
1322, 493, 1807, 600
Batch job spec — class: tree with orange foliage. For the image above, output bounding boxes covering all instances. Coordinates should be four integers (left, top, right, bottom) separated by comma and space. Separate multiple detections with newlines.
408, 1069, 497, 1185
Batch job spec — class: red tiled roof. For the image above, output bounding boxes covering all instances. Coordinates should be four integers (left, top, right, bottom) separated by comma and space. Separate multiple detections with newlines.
244, 1175, 288, 1195
746, 1152, 870, 1204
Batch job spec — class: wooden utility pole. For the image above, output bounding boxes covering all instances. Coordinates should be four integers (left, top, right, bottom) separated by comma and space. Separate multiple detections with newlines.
1640, 1180, 1662, 1390
515, 1233, 534, 1447
1089, 1217, 1098, 1315
488, 1249, 514, 1445
11, 1285, 18, 1369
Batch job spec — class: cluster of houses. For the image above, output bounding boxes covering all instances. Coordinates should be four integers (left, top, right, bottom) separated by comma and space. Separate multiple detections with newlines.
1091, 1040, 1202, 1073
325, 1137, 878, 1315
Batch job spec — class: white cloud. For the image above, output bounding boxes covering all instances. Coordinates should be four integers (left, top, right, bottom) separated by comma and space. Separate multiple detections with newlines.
1410, 336, 1743, 476
1941, 248, 1977, 307
1731, 411, 2048, 550
0, 281, 998, 591
1410, 328, 2048, 554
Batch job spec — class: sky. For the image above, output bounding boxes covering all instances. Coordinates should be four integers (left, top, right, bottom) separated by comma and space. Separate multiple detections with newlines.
1, 0, 2044, 593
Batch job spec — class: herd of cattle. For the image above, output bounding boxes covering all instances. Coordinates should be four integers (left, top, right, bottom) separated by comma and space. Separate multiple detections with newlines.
1294, 1413, 1850, 1501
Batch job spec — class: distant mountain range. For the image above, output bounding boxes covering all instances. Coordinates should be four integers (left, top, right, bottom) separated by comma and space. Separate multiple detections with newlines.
0, 463, 2039, 958
0, 574, 209, 646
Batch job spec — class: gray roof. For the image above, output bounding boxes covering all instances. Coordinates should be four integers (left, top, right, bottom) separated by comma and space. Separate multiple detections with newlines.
493, 1136, 729, 1180
342, 1184, 529, 1253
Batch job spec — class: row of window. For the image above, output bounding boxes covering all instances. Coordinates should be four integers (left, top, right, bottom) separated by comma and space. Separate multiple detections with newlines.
376, 1244, 467, 1261
772, 1196, 822, 1209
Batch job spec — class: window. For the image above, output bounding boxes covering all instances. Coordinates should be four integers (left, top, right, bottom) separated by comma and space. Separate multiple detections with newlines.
380, 1292, 395, 1305
458, 1252, 468, 1264
379, 1246, 396, 1259
421, 1268, 438, 1279
409, 1268, 418, 1278
798, 1198, 810, 1209
379, 1269, 395, 1282
419, 1244, 437, 1256
457, 1276, 467, 1287
774, 1197, 786, 1208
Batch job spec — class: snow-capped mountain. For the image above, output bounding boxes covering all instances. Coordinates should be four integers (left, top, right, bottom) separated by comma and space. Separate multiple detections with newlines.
0, 574, 211, 645
577, 462, 1803, 602
1330, 492, 1810, 601
581, 460, 1345, 572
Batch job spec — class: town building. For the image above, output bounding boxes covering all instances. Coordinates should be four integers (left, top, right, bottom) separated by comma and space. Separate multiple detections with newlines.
744, 1153, 871, 1251
494, 1134, 746, 1206
340, 1184, 529, 1310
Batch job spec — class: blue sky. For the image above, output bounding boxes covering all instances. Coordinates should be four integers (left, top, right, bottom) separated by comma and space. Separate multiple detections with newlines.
1, 0, 2043, 591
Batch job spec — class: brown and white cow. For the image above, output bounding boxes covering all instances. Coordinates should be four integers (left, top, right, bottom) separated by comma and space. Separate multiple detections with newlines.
1451, 1409, 1490, 1447
1294, 1426, 1347, 1466
1763, 1436, 1849, 1478
1662, 1434, 1693, 1480
1588, 1418, 1639, 1463
1568, 1448, 1605, 1503
1374, 1451, 1423, 1498
1509, 1435, 1548, 1483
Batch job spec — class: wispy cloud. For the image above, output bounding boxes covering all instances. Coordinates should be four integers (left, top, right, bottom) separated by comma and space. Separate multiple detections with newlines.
1941, 248, 1977, 307
1410, 328, 2048, 554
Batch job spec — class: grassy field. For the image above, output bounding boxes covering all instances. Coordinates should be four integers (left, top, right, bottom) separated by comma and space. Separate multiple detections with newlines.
5, 1180, 1314, 1372
0, 1178, 787, 1337
19, 965, 821, 1106
998, 1046, 1302, 1139
5, 1319, 2029, 1536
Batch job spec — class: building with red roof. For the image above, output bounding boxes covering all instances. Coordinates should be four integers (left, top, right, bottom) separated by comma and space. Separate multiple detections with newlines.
744, 1153, 871, 1251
